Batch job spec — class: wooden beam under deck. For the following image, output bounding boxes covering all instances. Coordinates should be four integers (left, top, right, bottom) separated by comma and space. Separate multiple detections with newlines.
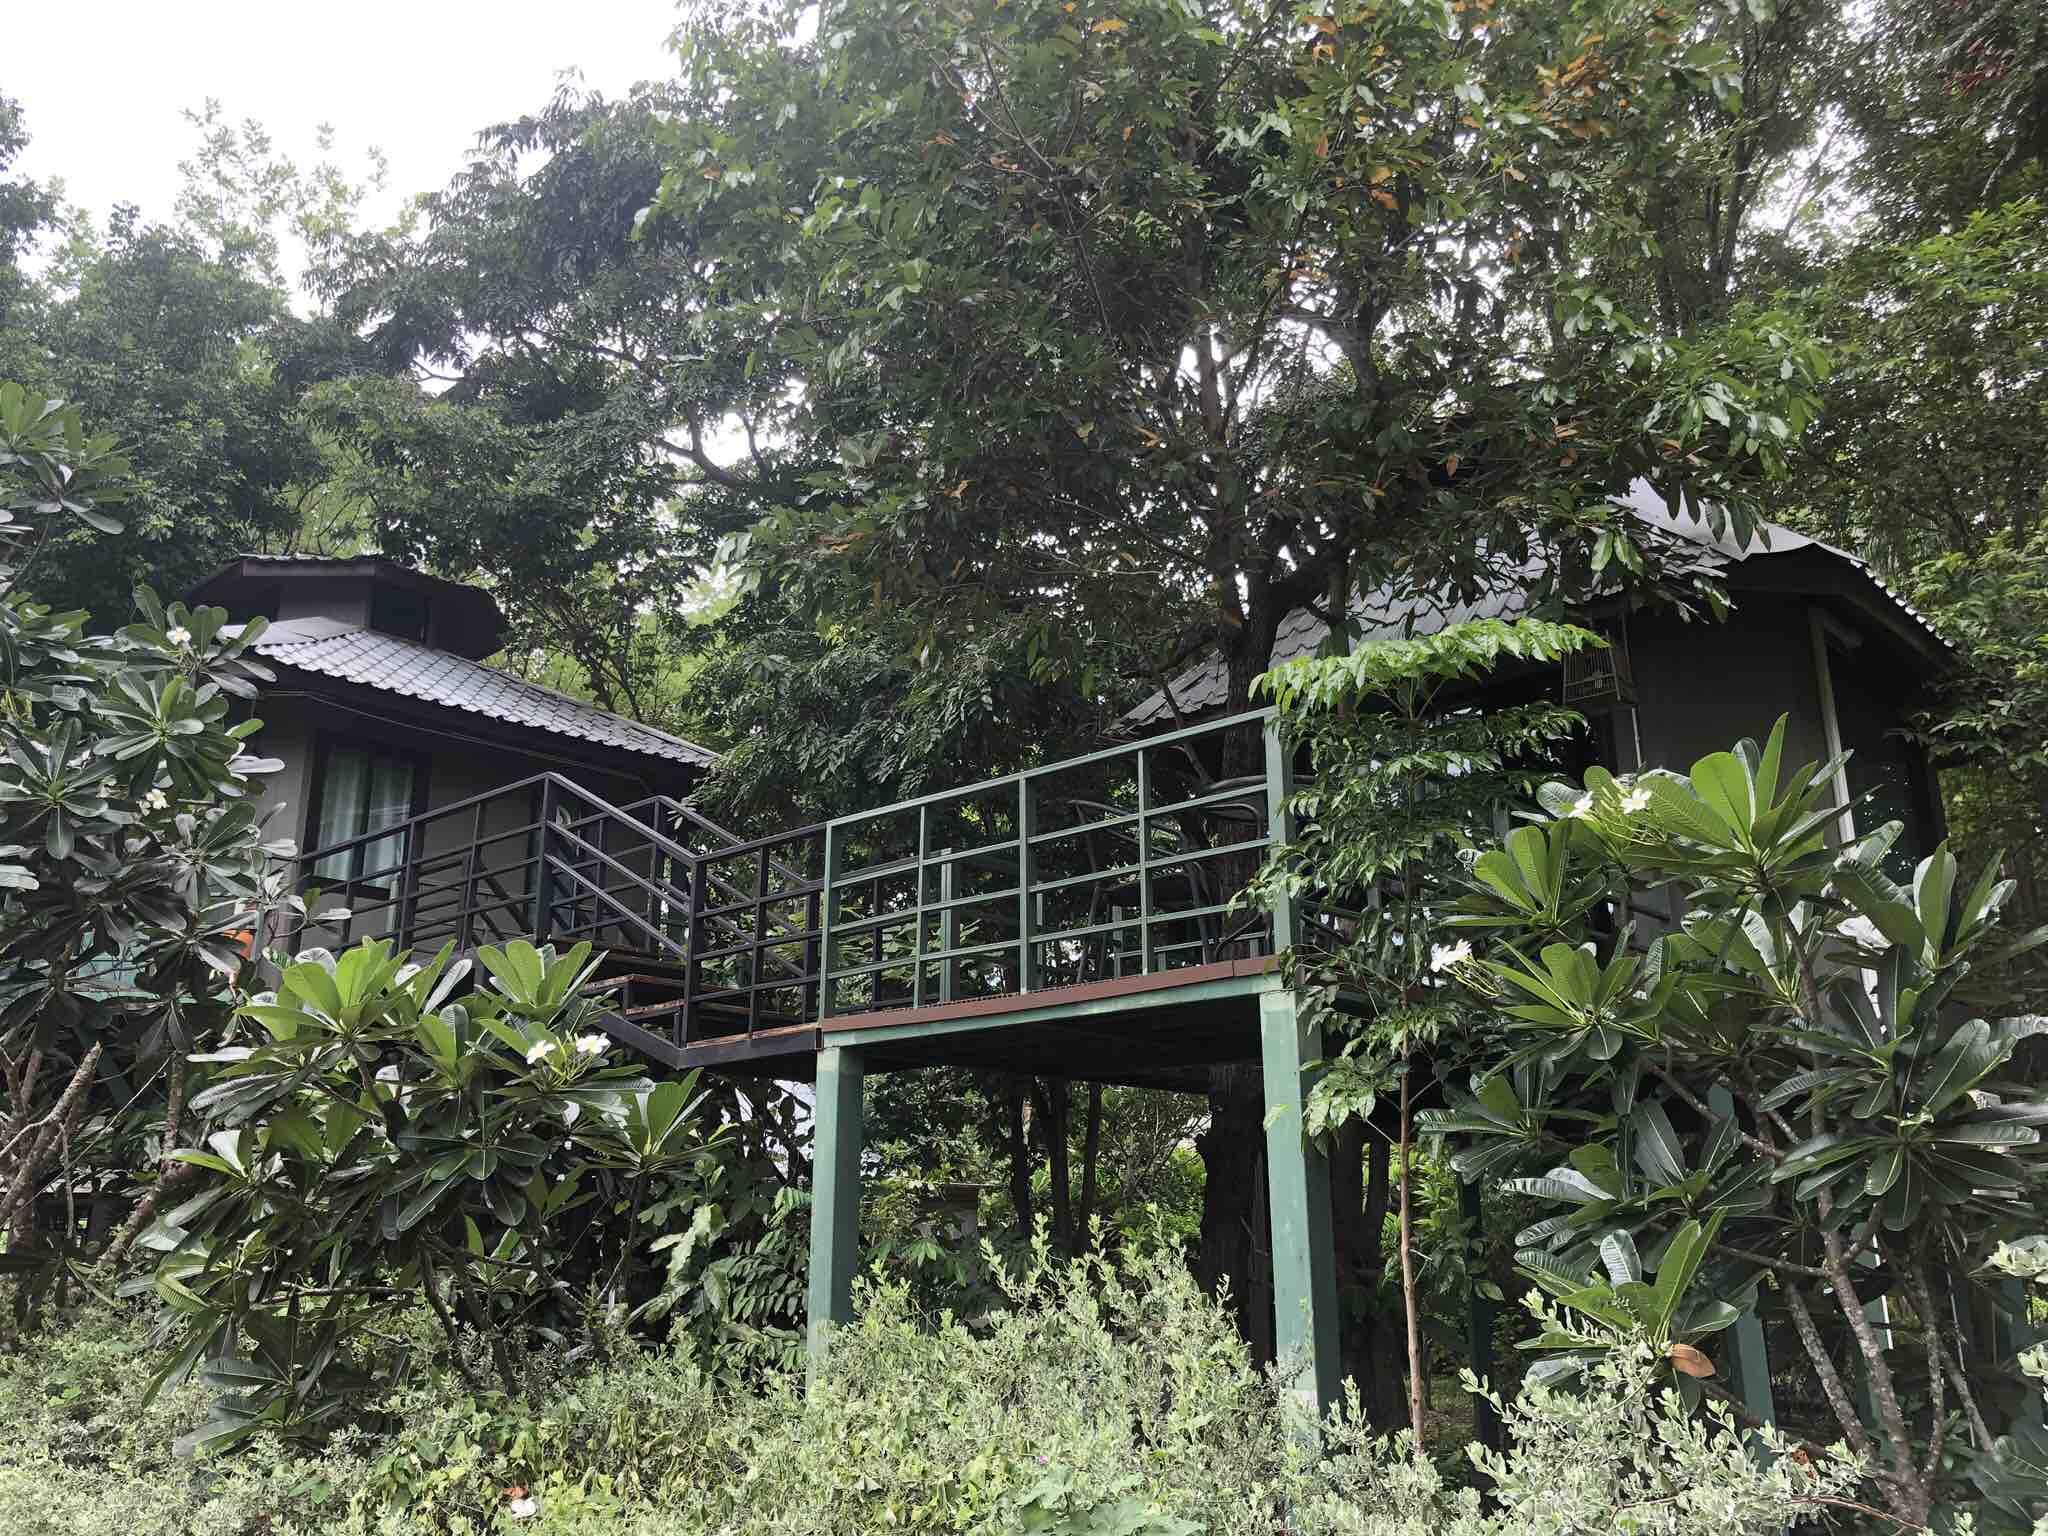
657, 956, 1283, 1085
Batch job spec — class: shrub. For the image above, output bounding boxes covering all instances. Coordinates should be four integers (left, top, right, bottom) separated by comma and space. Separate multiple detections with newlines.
0, 1295, 362, 1535
4, 1245, 1865, 1536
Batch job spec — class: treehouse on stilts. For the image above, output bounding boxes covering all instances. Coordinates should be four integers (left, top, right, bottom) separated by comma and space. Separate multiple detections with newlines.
218, 482, 1953, 1418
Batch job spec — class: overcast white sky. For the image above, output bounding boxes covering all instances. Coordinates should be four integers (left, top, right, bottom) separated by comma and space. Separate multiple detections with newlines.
8, 1, 683, 255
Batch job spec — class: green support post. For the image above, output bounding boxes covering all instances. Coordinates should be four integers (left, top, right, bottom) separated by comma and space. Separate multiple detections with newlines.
806, 1045, 866, 1387
1709, 1086, 1777, 1431
1460, 1179, 1503, 1453
1260, 988, 1340, 1414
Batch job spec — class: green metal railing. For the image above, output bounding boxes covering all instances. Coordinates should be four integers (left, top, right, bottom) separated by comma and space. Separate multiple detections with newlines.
295, 710, 1302, 1054
813, 709, 1294, 1018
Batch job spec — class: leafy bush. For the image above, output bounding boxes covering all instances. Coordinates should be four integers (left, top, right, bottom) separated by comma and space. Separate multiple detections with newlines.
134, 938, 742, 1449
8, 1242, 1864, 1536
0, 1295, 363, 1535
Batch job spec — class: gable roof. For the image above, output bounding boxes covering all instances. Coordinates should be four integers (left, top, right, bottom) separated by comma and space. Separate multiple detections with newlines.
248, 618, 719, 768
1126, 482, 1949, 728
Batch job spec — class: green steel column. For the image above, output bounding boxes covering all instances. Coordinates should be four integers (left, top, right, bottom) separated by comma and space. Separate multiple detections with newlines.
1709, 1086, 1776, 1430
807, 1045, 866, 1386
1460, 1178, 1504, 1453
1261, 987, 1340, 1413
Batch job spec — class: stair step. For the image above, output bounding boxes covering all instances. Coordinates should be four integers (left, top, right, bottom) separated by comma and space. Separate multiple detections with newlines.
596, 972, 691, 991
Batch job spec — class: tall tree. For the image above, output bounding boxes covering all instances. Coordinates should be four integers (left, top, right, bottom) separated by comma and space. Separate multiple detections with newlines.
0, 93, 57, 329
635, 0, 1828, 1350
0, 107, 376, 624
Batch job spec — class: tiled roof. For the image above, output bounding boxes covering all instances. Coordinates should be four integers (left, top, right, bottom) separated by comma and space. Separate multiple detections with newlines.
1126, 481, 1949, 728
249, 619, 718, 767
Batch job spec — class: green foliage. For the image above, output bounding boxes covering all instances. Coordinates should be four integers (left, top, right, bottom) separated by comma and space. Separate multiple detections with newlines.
638, 0, 1830, 737
1253, 616, 1602, 1438
131, 938, 744, 1451
1256, 617, 1600, 1065
3, 1247, 1866, 1536
0, 384, 291, 1300
0, 109, 384, 625
1779, 198, 2048, 1002
1429, 716, 2048, 1524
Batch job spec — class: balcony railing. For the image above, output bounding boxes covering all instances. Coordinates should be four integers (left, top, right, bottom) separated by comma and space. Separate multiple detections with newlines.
289, 710, 1308, 1058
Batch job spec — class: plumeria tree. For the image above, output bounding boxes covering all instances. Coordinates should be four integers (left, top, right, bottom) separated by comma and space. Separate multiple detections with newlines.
135, 939, 736, 1451
1427, 719, 2048, 1525
0, 382, 292, 1301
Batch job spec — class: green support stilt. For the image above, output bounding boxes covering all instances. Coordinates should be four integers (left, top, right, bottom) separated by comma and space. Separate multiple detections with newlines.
1260, 988, 1340, 1415
1459, 1179, 1503, 1452
807, 1045, 866, 1387
1708, 1086, 1776, 1432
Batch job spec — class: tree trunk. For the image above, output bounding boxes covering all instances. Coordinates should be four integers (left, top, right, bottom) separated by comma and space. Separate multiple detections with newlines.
1005, 1077, 1034, 1240
1032, 1078, 1073, 1250
1330, 1116, 1402, 1427
1077, 1082, 1102, 1248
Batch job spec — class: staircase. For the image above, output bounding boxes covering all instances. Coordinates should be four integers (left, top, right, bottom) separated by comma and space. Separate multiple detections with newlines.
289, 774, 829, 1069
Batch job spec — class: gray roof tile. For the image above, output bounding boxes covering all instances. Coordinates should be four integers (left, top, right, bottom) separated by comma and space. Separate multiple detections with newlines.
251, 621, 718, 767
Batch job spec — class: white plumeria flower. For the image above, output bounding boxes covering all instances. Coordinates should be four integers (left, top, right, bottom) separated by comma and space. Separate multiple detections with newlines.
1567, 793, 1596, 820
524, 1039, 558, 1065
1619, 785, 1652, 814
507, 1495, 539, 1521
1429, 939, 1473, 973
573, 1033, 608, 1058
1838, 913, 1890, 949
140, 788, 170, 812
166, 626, 192, 646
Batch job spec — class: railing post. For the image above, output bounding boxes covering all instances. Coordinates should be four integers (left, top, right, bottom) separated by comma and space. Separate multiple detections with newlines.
750, 845, 769, 1034
463, 800, 486, 952
532, 779, 556, 945
397, 820, 421, 951
1016, 775, 1040, 994
939, 857, 958, 1004
817, 822, 839, 1021
683, 846, 706, 1046
1261, 714, 1298, 955
1136, 749, 1152, 974
912, 806, 930, 1011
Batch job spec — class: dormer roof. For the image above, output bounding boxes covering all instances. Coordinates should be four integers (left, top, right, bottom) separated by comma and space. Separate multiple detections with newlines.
190, 553, 508, 660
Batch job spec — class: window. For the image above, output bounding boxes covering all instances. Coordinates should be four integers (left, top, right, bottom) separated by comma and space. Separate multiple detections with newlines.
311, 743, 423, 888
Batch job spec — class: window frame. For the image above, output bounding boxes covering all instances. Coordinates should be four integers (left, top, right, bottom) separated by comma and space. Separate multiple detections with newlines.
302, 733, 432, 894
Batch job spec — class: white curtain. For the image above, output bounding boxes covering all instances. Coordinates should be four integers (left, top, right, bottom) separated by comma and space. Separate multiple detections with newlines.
313, 747, 416, 885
